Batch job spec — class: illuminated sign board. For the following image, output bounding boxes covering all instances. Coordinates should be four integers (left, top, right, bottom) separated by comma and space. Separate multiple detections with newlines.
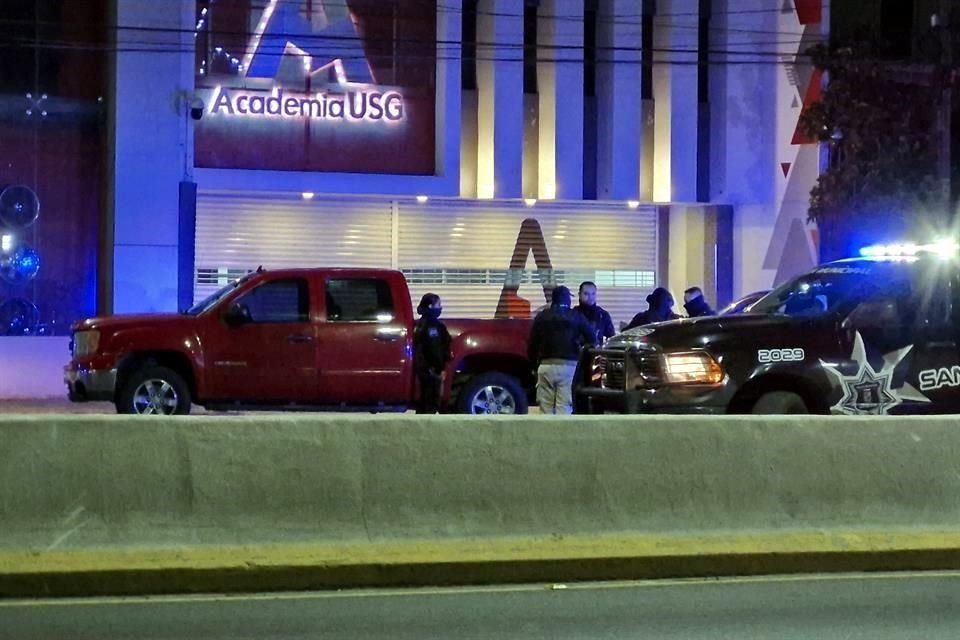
205, 87, 405, 123
194, 0, 436, 175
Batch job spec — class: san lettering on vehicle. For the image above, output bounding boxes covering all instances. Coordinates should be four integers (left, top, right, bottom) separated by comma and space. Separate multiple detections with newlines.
919, 366, 960, 391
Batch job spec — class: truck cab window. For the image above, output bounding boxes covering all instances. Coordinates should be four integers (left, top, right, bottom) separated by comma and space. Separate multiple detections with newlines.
326, 279, 395, 322
234, 279, 309, 323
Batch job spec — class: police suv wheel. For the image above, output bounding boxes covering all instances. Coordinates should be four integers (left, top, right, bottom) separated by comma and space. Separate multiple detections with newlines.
750, 391, 808, 415
116, 365, 192, 415
458, 372, 528, 415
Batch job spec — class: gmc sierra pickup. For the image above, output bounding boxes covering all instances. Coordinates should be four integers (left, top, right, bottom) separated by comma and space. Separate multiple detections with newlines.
65, 268, 534, 415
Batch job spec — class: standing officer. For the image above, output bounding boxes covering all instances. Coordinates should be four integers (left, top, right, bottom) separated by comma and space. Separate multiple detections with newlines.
528, 285, 596, 414
574, 280, 616, 345
682, 286, 715, 318
625, 287, 680, 330
414, 293, 452, 413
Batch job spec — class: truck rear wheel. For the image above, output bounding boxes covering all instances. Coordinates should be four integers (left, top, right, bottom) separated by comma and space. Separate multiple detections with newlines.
457, 372, 528, 415
116, 365, 192, 415
751, 391, 808, 415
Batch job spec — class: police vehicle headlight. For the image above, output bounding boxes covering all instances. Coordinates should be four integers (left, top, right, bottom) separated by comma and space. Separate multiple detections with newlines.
72, 330, 100, 357
662, 351, 723, 385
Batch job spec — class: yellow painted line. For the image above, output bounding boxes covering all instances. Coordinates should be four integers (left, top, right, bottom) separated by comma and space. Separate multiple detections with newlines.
5, 570, 960, 608
3, 530, 960, 575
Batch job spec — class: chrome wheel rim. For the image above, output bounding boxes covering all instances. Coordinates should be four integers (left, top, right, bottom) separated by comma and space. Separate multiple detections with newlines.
132, 379, 179, 415
470, 385, 517, 414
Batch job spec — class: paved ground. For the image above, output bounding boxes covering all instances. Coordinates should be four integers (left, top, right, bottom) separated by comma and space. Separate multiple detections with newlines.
0, 398, 545, 415
0, 398, 232, 415
3, 573, 960, 640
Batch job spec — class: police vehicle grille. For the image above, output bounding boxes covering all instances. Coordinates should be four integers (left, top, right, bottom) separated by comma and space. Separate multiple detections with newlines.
602, 354, 626, 389
636, 353, 662, 385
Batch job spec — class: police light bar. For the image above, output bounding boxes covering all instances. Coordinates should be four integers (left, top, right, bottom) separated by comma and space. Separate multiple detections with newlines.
859, 238, 959, 260
1, 234, 12, 253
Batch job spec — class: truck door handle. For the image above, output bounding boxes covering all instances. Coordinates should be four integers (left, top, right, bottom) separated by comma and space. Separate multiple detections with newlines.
375, 328, 404, 342
287, 334, 314, 343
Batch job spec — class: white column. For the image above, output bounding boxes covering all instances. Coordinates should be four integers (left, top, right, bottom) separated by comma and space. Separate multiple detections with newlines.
653, 0, 699, 203
596, 0, 642, 201
537, 0, 583, 200
111, 0, 194, 313
437, 0, 462, 187
477, 0, 524, 198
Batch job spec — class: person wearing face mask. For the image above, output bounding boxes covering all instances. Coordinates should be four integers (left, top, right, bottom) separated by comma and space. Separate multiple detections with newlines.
682, 286, 715, 318
414, 293, 452, 414
574, 281, 616, 345
624, 287, 680, 330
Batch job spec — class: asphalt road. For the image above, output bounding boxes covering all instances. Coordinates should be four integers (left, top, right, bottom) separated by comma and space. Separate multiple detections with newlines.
0, 399, 241, 415
0, 399, 375, 416
3, 573, 960, 640
0, 398, 546, 415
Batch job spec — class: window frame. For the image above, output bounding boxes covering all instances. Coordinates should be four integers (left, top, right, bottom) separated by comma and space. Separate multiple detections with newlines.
324, 277, 396, 323
232, 277, 311, 324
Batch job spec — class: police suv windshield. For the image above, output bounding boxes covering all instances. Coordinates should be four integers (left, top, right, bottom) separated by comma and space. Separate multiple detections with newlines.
749, 262, 894, 318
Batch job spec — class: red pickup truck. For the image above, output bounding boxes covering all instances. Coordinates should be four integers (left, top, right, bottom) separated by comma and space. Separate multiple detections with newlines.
65, 268, 534, 415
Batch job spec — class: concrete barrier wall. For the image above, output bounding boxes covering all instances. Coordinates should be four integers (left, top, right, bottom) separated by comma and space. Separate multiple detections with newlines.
3, 414, 960, 553
0, 337, 70, 398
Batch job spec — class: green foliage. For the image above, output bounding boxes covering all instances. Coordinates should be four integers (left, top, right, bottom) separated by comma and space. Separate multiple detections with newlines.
799, 43, 949, 257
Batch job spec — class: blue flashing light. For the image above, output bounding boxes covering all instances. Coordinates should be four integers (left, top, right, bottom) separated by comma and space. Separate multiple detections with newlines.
859, 239, 959, 260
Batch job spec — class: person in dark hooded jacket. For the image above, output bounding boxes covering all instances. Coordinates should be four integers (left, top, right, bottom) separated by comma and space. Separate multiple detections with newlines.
528, 286, 596, 414
625, 287, 680, 330
682, 286, 715, 318
413, 293, 452, 413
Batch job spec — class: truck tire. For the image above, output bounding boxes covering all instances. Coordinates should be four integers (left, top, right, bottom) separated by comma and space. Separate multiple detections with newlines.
457, 372, 528, 415
751, 391, 808, 415
116, 365, 192, 415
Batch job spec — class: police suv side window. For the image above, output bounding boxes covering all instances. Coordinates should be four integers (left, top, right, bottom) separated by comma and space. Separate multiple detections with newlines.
326, 279, 395, 322
235, 279, 309, 323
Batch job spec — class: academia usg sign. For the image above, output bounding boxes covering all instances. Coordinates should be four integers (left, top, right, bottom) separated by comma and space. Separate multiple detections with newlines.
206, 87, 405, 123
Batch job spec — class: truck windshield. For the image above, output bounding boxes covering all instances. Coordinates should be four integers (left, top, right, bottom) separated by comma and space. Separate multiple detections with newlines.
749, 264, 881, 318
185, 273, 255, 316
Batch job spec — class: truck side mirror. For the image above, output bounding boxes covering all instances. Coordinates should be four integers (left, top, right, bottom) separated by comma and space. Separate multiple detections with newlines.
223, 303, 250, 327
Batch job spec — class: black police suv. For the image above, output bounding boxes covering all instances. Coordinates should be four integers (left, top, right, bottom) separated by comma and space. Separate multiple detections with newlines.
576, 248, 960, 415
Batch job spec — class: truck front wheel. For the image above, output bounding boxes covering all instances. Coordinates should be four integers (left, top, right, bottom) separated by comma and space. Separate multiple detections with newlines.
457, 372, 528, 415
116, 365, 192, 415
750, 391, 808, 415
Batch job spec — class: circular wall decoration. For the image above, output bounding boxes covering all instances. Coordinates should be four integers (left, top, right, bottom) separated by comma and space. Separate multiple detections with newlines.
0, 244, 40, 284
0, 185, 40, 228
0, 298, 39, 335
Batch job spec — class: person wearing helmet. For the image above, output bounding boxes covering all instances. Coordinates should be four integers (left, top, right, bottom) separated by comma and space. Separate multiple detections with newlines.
414, 293, 452, 413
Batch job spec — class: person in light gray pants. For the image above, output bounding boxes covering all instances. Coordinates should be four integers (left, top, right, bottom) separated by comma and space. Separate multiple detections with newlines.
527, 286, 596, 414
536, 360, 579, 414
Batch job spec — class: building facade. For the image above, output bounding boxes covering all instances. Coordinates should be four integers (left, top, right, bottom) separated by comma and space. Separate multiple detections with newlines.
0, 0, 826, 395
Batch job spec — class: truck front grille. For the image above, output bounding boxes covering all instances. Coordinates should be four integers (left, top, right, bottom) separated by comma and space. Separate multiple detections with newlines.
636, 353, 662, 385
604, 355, 625, 389
591, 351, 661, 390
594, 353, 626, 390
